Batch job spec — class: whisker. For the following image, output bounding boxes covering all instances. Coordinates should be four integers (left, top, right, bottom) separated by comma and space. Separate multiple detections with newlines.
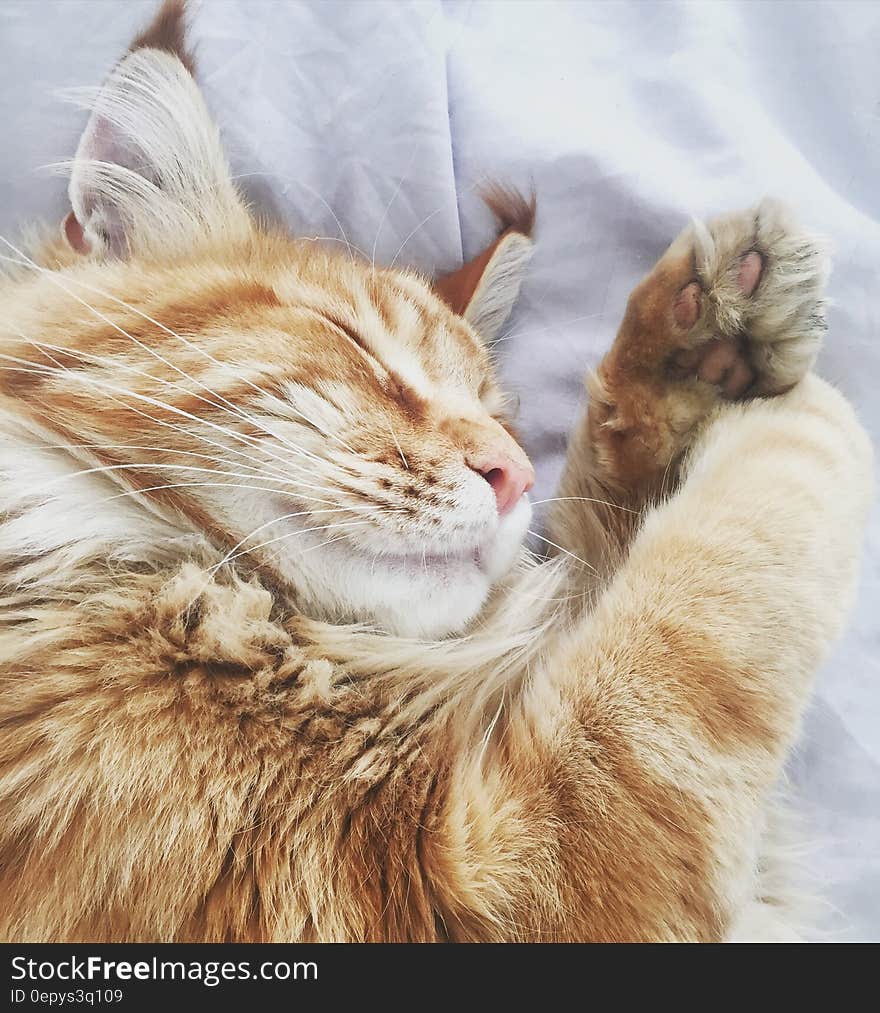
261, 524, 365, 574
371, 140, 422, 272
24, 460, 325, 498
387, 208, 444, 272
0, 242, 357, 465
298, 527, 367, 558
1, 413, 358, 511
387, 420, 408, 470
526, 529, 600, 577
23, 440, 372, 516
22, 391, 346, 508
529, 496, 637, 515
26, 331, 306, 456
28, 333, 344, 485
491, 312, 608, 345
14, 362, 300, 487
17, 333, 304, 479
387, 172, 489, 271
229, 171, 358, 261
215, 518, 374, 569
8, 368, 394, 520
0, 348, 343, 502
205, 505, 378, 579
25, 378, 332, 496
0, 245, 264, 425
33, 447, 347, 522
102, 485, 368, 515
297, 235, 372, 259
25, 441, 290, 484
185, 511, 385, 611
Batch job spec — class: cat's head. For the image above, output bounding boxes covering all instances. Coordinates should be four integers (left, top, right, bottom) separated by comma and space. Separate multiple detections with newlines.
1, 0, 536, 638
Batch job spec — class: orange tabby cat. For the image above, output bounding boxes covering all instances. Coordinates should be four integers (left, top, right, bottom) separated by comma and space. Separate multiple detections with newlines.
0, 1, 872, 941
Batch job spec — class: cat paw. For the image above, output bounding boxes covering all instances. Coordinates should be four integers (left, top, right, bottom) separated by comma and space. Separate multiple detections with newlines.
662, 199, 830, 398
589, 200, 830, 494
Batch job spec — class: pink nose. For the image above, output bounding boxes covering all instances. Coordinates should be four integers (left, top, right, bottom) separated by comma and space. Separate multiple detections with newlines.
469, 453, 535, 515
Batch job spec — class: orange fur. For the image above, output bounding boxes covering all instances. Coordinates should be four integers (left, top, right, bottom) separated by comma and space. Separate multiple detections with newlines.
0, 0, 872, 942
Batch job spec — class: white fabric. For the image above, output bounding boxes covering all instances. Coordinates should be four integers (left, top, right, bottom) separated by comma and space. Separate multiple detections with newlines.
1, 0, 878, 939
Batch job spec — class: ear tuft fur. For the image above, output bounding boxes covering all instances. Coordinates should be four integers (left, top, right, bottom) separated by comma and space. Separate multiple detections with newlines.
434, 183, 536, 341
130, 0, 194, 74
480, 182, 536, 239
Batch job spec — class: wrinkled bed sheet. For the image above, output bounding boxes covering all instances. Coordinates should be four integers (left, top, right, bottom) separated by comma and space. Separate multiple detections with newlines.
1, 0, 878, 939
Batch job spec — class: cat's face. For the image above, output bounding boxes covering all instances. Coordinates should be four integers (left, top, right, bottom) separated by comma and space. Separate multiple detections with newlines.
1, 45, 534, 638
206, 254, 535, 638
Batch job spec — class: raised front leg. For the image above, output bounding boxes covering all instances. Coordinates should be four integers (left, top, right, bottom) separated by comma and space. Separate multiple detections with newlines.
433, 202, 873, 940
549, 199, 829, 573
443, 374, 872, 940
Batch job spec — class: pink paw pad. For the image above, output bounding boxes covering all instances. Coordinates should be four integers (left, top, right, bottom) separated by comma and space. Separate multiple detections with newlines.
697, 336, 755, 399
737, 250, 763, 297
667, 247, 765, 399
673, 281, 702, 329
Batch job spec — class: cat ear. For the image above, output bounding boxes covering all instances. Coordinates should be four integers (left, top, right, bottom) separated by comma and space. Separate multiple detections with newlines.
435, 186, 535, 342
64, 0, 250, 259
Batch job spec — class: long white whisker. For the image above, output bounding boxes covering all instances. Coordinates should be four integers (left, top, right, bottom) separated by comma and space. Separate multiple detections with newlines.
26, 441, 291, 484
387, 208, 444, 272
224, 518, 374, 566
206, 507, 356, 578
19, 332, 321, 480
24, 453, 365, 514
529, 496, 637, 515
387, 421, 408, 470
491, 312, 608, 345
230, 172, 357, 260
101, 485, 372, 516
0, 243, 270, 429
0, 242, 357, 463
2, 359, 350, 505
0, 348, 341, 499
261, 525, 370, 578
387, 172, 489, 271
371, 141, 421, 272
297, 235, 372, 259
14, 428, 396, 521
26, 460, 321, 496
14, 357, 299, 486
298, 527, 364, 558
527, 529, 600, 577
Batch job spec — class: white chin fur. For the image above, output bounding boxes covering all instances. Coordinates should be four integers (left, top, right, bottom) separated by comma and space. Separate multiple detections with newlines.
280, 496, 532, 638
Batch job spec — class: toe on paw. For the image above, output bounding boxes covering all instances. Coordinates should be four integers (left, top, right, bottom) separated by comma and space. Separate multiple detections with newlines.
696, 336, 756, 400
737, 250, 764, 297
673, 281, 702, 330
